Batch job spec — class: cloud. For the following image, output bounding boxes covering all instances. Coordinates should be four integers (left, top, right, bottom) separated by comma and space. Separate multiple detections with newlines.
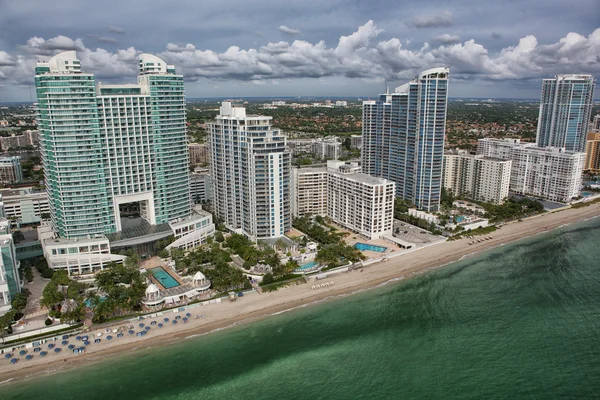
491, 32, 503, 39
86, 34, 118, 44
408, 11, 453, 28
279, 25, 301, 36
434, 34, 461, 45
107, 25, 125, 34
1, 23, 599, 90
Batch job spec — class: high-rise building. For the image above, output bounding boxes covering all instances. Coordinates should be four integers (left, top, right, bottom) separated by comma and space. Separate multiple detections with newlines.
291, 167, 328, 217
478, 138, 584, 203
0, 219, 21, 316
591, 114, 600, 133
362, 67, 449, 212
0, 156, 23, 183
208, 102, 291, 241
442, 150, 511, 204
188, 143, 209, 166
35, 51, 191, 239
584, 132, 600, 174
536, 74, 596, 152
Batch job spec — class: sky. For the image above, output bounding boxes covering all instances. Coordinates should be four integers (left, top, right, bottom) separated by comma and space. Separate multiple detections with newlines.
0, 0, 598, 101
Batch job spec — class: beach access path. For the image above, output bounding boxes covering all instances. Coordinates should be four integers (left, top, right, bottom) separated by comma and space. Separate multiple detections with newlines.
1, 204, 599, 381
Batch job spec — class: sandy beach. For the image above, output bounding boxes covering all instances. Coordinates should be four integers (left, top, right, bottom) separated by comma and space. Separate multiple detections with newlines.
1, 204, 599, 382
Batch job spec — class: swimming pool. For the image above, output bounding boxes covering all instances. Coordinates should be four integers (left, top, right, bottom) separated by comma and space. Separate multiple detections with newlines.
455, 215, 466, 223
84, 296, 106, 307
150, 267, 180, 289
354, 243, 387, 253
296, 261, 319, 271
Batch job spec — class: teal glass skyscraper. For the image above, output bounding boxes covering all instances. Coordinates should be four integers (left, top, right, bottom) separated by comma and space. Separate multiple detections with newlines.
536, 74, 596, 152
362, 68, 449, 212
35, 52, 191, 239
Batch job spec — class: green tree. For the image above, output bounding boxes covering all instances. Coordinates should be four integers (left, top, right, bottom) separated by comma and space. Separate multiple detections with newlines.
12, 230, 25, 244
214, 231, 225, 243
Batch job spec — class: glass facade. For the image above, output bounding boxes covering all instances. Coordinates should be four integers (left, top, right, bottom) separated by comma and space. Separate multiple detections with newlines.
35, 52, 191, 239
362, 68, 449, 212
536, 75, 596, 152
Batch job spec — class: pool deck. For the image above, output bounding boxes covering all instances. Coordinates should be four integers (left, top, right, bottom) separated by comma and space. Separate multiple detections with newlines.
141, 257, 184, 290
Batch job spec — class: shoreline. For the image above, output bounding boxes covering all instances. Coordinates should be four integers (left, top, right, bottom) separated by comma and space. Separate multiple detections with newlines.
1, 204, 599, 384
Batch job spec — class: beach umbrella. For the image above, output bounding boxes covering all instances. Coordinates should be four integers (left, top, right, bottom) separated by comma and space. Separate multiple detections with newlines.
62, 340, 68, 345
82, 336, 89, 341
48, 343, 55, 349
68, 344, 75, 350
183, 317, 188, 322
145, 326, 150, 331
158, 323, 163, 328
106, 335, 113, 341
76, 336, 82, 341
175, 316, 181, 320
54, 348, 61, 353
164, 318, 169, 322
139, 323, 145, 328
34, 348, 41, 353
62, 335, 69, 340
40, 351, 47, 357
112, 329, 118, 334
172, 320, 178, 324
128, 330, 134, 335
117, 333, 124, 338
26, 355, 33, 360
84, 341, 90, 346
19, 350, 27, 356
94, 339, 101, 343
10, 358, 17, 364
186, 312, 191, 317
4, 353, 12, 359
151, 321, 156, 325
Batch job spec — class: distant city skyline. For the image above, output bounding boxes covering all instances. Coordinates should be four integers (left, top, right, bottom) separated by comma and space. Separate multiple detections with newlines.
0, 0, 598, 101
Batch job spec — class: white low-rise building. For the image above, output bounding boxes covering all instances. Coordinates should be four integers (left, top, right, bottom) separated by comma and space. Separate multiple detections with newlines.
477, 138, 585, 203
443, 150, 512, 204
0, 187, 50, 224
166, 207, 215, 251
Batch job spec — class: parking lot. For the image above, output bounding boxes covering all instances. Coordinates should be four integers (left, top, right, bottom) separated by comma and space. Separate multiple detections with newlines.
392, 220, 445, 246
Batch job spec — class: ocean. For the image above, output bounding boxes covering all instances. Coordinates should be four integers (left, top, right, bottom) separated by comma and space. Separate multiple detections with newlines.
2, 217, 600, 399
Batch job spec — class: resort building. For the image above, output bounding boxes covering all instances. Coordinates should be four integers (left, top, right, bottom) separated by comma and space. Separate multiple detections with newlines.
584, 132, 600, 174
362, 67, 449, 212
190, 168, 212, 204
0, 156, 23, 183
350, 135, 362, 149
0, 219, 21, 316
536, 74, 596, 152
0, 187, 49, 225
442, 150, 512, 204
292, 161, 394, 240
34, 51, 210, 262
188, 143, 209, 166
477, 138, 585, 203
208, 102, 291, 241
291, 167, 328, 217
166, 207, 215, 251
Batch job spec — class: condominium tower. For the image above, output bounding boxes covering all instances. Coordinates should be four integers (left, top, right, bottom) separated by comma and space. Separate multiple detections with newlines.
208, 102, 291, 241
478, 138, 584, 203
362, 68, 449, 212
35, 51, 191, 239
536, 74, 596, 152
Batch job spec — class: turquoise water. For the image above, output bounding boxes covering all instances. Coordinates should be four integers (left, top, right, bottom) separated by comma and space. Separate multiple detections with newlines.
296, 261, 319, 271
84, 296, 106, 307
355, 242, 387, 252
150, 267, 180, 289
456, 215, 466, 222
2, 217, 600, 399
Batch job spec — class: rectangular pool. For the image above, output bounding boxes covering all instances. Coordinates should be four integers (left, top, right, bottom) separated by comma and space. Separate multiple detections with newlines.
354, 243, 387, 253
150, 267, 180, 289
297, 261, 319, 271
